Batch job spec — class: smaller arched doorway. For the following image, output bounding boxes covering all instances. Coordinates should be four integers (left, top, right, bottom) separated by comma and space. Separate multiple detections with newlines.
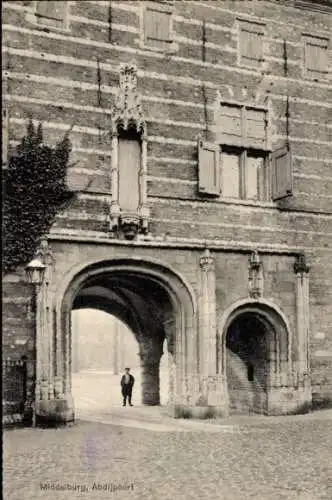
222, 301, 290, 416
226, 312, 273, 414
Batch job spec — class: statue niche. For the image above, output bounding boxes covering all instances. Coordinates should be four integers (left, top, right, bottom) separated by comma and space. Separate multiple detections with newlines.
109, 62, 150, 240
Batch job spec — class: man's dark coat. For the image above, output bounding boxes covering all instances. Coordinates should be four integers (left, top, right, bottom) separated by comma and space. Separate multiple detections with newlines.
121, 374, 135, 396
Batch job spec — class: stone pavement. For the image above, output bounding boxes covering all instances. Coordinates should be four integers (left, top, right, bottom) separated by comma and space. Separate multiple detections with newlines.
4, 408, 332, 500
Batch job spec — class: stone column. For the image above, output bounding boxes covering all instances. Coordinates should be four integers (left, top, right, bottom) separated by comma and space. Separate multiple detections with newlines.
34, 240, 55, 400
139, 338, 163, 406
34, 239, 71, 424
267, 253, 311, 415
197, 249, 228, 417
294, 253, 311, 386
138, 136, 150, 232
199, 249, 217, 376
109, 132, 120, 230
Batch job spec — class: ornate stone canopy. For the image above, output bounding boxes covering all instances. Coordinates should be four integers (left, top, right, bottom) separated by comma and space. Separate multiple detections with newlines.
111, 62, 145, 136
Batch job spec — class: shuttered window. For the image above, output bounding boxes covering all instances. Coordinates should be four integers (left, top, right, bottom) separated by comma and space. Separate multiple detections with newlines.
304, 36, 329, 79
35, 1, 68, 28
203, 98, 293, 203
118, 138, 141, 212
271, 144, 293, 200
198, 140, 220, 196
240, 29, 263, 68
145, 7, 172, 50
239, 20, 265, 69
220, 148, 267, 201
217, 103, 267, 150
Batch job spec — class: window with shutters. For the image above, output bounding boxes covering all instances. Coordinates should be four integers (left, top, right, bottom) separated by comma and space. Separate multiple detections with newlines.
142, 2, 176, 52
33, 1, 69, 30
220, 147, 269, 202
198, 100, 293, 203
239, 20, 265, 69
303, 34, 330, 80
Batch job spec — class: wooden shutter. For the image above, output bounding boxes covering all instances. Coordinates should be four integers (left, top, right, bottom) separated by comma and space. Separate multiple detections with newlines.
306, 40, 329, 75
245, 109, 266, 148
218, 104, 242, 146
198, 139, 220, 196
36, 1, 66, 21
145, 8, 171, 49
240, 29, 262, 67
271, 144, 293, 200
2, 104, 9, 165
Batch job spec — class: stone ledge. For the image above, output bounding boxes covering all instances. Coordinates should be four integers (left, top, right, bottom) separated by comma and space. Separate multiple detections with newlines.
173, 405, 229, 419
48, 231, 303, 255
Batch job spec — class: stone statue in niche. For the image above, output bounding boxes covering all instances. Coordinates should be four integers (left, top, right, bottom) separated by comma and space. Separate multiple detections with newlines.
248, 250, 264, 298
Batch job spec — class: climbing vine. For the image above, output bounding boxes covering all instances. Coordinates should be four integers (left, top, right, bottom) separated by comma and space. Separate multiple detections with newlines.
3, 120, 75, 273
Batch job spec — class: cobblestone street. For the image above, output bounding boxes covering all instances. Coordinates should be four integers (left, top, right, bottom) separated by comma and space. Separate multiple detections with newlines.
4, 409, 332, 500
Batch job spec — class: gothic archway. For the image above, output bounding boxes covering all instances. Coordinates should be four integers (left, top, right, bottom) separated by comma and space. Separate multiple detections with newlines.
53, 257, 197, 421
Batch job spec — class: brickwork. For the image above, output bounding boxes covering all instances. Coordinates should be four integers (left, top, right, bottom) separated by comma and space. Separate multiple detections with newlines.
2, 0, 332, 419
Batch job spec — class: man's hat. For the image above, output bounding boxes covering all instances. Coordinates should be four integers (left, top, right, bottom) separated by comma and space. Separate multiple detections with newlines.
125, 367, 130, 370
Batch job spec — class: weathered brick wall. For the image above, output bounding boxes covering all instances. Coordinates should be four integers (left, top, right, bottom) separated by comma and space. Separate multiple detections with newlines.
2, 0, 332, 405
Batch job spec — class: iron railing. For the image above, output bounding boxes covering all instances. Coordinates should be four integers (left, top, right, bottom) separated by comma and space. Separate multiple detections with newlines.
2, 358, 27, 425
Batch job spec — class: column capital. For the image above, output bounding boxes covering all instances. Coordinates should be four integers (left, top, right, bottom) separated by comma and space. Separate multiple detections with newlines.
35, 238, 55, 267
294, 252, 310, 275
199, 248, 215, 271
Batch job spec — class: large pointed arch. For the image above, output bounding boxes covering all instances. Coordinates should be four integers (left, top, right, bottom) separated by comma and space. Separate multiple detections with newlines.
51, 256, 197, 417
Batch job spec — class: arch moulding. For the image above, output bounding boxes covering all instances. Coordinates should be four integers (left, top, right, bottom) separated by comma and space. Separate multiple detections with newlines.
218, 297, 293, 341
47, 256, 199, 422
54, 256, 197, 315
218, 297, 312, 416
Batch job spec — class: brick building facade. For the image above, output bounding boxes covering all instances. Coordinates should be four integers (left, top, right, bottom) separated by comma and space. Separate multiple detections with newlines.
2, 0, 332, 424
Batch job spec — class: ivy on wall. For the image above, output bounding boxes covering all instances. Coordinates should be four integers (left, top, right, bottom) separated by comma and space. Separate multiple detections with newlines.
3, 120, 75, 274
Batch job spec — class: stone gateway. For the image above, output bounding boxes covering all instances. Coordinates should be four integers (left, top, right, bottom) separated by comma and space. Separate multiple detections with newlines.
2, 0, 332, 425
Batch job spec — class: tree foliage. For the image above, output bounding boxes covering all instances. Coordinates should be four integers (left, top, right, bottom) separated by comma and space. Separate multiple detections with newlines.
3, 120, 75, 273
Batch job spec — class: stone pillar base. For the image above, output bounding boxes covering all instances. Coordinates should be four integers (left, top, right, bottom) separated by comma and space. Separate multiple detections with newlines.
173, 404, 228, 419
169, 374, 229, 419
35, 395, 75, 426
266, 385, 312, 416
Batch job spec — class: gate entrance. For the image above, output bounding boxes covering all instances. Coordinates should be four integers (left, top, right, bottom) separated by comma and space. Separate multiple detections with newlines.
52, 257, 196, 422
226, 312, 271, 414
69, 269, 174, 409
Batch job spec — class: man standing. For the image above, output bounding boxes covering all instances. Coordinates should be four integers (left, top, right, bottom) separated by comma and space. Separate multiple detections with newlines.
120, 367, 135, 406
